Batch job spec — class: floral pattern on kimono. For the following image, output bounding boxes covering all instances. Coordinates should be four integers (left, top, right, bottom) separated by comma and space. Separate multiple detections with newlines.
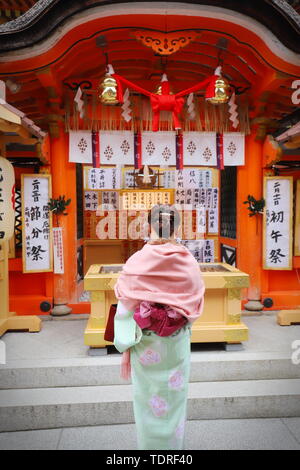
149, 395, 169, 417
168, 370, 184, 390
139, 348, 161, 366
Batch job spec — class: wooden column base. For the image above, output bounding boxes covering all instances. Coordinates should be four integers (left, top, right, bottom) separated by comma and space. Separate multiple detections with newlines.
277, 310, 300, 326
0, 313, 41, 337
84, 317, 108, 348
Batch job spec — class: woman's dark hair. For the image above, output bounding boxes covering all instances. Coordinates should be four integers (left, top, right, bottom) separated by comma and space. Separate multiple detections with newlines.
148, 204, 181, 238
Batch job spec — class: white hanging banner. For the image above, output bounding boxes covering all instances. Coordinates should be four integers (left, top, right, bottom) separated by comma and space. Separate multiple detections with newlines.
183, 132, 217, 166
182, 239, 215, 263
22, 174, 53, 273
199, 188, 206, 206
263, 176, 293, 270
184, 188, 193, 206
163, 169, 175, 188
175, 169, 212, 189
53, 227, 64, 274
100, 191, 119, 210
175, 170, 184, 189
196, 207, 206, 234
207, 187, 219, 234
175, 189, 185, 206
208, 209, 218, 234
124, 169, 135, 188
142, 131, 176, 165
223, 132, 245, 166
182, 240, 203, 262
183, 169, 200, 189
84, 191, 99, 211
69, 131, 93, 164
87, 167, 121, 190
199, 170, 212, 188
100, 131, 134, 165
203, 239, 215, 263
206, 187, 218, 209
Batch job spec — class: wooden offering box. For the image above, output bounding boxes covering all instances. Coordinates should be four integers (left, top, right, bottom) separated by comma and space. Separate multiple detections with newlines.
84, 262, 249, 347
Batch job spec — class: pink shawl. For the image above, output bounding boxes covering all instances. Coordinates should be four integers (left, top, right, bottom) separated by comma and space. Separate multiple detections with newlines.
114, 241, 205, 323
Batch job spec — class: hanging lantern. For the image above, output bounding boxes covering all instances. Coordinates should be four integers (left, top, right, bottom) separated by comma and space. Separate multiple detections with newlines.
0, 156, 15, 242
154, 84, 174, 95
154, 74, 173, 95
154, 84, 163, 95
99, 74, 119, 105
206, 76, 230, 104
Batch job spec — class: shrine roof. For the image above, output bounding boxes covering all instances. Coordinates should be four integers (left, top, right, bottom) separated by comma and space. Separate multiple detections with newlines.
0, 1, 298, 132
0, 1, 299, 53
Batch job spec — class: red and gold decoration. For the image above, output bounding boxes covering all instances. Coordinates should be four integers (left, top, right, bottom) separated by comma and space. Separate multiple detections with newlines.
206, 67, 230, 105
132, 31, 199, 55
69, 62, 247, 134
106, 64, 229, 132
99, 73, 119, 105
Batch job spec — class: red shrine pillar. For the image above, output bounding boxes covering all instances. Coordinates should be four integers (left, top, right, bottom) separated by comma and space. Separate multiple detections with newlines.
50, 124, 78, 315
237, 127, 266, 311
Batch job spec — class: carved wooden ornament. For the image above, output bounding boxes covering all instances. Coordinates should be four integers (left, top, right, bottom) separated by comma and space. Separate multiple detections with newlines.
133, 31, 199, 55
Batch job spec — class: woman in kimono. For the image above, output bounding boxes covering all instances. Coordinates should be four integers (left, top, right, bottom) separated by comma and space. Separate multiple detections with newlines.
113, 204, 205, 450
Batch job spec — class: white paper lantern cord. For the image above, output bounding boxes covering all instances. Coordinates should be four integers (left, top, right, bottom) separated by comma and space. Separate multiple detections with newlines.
121, 88, 132, 122
228, 91, 239, 129
187, 93, 196, 120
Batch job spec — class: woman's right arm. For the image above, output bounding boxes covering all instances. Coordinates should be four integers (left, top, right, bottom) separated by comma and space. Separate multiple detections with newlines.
113, 300, 142, 353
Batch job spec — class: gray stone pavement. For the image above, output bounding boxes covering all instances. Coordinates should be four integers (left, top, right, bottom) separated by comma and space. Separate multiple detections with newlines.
0, 418, 299, 450
0, 313, 300, 449
1, 312, 300, 362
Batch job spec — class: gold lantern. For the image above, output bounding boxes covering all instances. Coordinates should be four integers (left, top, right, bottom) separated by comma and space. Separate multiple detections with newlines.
155, 84, 163, 95
207, 76, 230, 104
99, 74, 119, 105
154, 84, 173, 95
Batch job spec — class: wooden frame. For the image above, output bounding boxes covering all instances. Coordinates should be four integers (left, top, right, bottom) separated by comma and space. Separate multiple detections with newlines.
263, 176, 293, 270
21, 174, 53, 273
8, 234, 15, 259
84, 262, 249, 347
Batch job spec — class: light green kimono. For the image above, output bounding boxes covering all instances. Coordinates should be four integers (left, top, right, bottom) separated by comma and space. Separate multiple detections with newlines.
114, 301, 191, 450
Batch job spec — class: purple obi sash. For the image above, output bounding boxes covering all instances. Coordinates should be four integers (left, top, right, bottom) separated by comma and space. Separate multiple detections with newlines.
133, 301, 187, 337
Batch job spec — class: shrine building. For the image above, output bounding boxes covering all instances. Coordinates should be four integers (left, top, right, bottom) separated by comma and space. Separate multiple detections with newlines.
0, 0, 300, 342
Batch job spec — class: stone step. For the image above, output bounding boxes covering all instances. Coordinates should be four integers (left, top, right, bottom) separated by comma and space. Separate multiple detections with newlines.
0, 352, 299, 390
0, 379, 300, 432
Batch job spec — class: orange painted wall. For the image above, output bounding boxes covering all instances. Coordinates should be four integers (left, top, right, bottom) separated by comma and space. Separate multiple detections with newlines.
3, 9, 299, 315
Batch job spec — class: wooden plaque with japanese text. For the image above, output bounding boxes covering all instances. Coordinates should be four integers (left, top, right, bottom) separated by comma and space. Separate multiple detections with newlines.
21, 174, 53, 273
263, 176, 293, 270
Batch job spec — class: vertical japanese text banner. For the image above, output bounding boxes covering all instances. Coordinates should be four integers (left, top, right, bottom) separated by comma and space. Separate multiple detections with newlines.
21, 174, 53, 273
263, 176, 293, 270
53, 227, 64, 274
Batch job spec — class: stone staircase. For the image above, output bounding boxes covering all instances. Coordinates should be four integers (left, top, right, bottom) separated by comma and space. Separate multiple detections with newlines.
1, 350, 300, 432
